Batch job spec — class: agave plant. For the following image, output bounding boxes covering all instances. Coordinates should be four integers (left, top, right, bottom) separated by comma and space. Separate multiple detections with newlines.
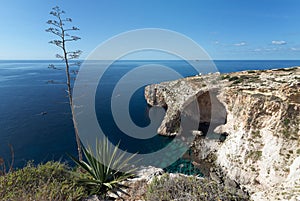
69, 138, 137, 198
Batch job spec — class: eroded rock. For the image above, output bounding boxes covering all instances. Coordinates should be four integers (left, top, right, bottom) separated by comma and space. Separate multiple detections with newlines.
144, 66, 300, 201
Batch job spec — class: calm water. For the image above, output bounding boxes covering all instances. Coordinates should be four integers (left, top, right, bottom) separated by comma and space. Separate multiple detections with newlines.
0, 60, 299, 168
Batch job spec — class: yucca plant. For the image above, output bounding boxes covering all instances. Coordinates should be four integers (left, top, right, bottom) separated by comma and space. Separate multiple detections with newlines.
69, 138, 137, 199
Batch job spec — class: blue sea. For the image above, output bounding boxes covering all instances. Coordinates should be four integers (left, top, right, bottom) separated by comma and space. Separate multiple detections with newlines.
0, 60, 299, 168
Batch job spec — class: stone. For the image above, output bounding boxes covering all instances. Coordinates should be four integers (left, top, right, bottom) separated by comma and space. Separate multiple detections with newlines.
192, 130, 203, 136
133, 166, 164, 183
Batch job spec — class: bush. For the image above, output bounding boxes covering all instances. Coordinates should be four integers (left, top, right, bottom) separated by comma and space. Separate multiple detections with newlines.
283, 118, 290, 126
145, 173, 249, 201
228, 76, 239, 81
232, 79, 243, 84
247, 70, 256, 73
69, 139, 137, 199
0, 161, 87, 201
221, 75, 231, 80
274, 67, 297, 72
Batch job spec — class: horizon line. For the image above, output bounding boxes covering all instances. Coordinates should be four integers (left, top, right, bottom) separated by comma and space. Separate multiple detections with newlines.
1, 59, 300, 61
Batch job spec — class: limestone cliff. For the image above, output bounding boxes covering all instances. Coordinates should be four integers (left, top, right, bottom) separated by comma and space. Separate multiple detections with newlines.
144, 67, 300, 201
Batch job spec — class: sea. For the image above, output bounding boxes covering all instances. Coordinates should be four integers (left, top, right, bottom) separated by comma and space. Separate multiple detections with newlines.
0, 60, 299, 169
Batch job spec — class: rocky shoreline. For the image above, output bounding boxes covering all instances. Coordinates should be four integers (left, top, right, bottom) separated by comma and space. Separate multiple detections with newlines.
144, 67, 300, 201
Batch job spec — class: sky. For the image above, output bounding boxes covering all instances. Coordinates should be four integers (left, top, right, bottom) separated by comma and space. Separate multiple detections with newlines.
0, 0, 300, 60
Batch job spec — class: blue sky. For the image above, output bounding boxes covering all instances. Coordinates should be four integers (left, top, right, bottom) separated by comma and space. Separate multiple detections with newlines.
0, 0, 300, 60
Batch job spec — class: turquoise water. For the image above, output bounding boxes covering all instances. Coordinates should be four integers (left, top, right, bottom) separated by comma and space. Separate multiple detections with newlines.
0, 60, 299, 169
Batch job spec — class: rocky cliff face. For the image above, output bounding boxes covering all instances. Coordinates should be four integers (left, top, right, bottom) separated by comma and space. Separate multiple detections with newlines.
144, 67, 300, 201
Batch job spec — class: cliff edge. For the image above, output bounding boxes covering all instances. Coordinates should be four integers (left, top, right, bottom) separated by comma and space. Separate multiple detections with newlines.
145, 67, 300, 201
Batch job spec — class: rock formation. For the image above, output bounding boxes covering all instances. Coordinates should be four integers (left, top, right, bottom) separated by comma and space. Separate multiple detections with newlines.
144, 67, 300, 201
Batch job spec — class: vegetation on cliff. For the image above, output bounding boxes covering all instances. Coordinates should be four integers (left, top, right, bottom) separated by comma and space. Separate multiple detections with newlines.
0, 161, 87, 201
146, 173, 249, 201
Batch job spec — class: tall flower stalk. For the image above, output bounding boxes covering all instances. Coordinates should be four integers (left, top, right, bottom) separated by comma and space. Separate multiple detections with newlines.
46, 6, 83, 160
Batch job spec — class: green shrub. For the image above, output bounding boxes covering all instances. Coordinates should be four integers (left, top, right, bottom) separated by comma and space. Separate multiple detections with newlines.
69, 138, 137, 199
231, 75, 250, 84
0, 161, 87, 201
274, 67, 297, 72
232, 79, 243, 84
284, 118, 290, 126
146, 173, 249, 201
228, 76, 239, 81
247, 70, 256, 73
240, 75, 250, 79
